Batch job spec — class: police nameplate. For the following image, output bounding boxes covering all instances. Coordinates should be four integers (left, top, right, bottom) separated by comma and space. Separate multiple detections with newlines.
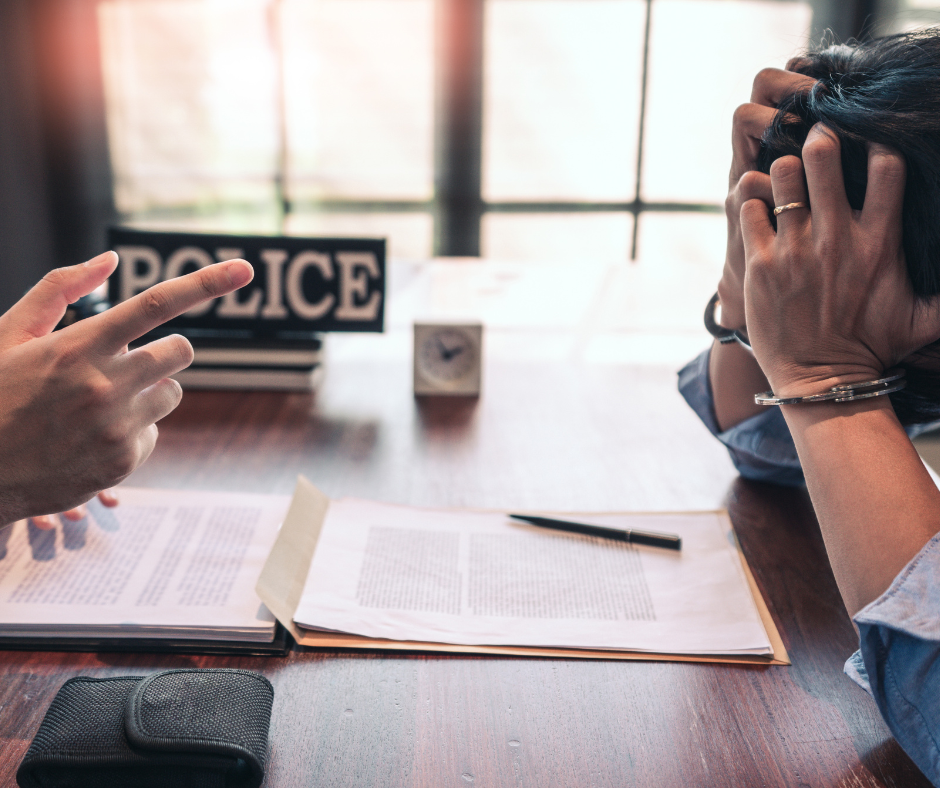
107, 228, 385, 337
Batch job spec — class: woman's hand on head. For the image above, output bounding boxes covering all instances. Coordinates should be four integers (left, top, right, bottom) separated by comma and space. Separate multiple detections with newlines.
719, 68, 815, 330
741, 125, 940, 398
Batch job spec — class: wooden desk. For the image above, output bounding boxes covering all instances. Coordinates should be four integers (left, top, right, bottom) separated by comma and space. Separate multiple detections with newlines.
0, 260, 931, 787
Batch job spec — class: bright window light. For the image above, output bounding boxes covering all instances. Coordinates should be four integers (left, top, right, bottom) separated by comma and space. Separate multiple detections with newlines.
99, 0, 279, 213
482, 213, 633, 264
281, 0, 435, 201
642, 0, 812, 204
98, 0, 811, 284
286, 212, 433, 260
483, 0, 646, 201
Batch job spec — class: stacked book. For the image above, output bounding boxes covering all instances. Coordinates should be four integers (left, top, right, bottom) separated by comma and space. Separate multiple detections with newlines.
141, 330, 324, 391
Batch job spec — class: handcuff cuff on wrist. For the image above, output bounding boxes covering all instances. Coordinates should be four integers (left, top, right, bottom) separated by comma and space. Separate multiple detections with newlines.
704, 292, 752, 353
754, 369, 906, 406
703, 291, 907, 407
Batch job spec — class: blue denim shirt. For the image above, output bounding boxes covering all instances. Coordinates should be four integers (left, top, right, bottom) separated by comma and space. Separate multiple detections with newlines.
679, 348, 940, 786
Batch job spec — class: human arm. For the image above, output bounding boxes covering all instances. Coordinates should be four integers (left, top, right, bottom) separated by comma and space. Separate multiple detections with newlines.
680, 68, 810, 485
741, 128, 940, 782
678, 349, 805, 484
741, 128, 940, 613
0, 251, 254, 526
779, 398, 939, 613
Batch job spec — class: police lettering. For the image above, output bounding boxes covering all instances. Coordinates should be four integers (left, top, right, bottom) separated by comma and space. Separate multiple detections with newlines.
115, 245, 382, 323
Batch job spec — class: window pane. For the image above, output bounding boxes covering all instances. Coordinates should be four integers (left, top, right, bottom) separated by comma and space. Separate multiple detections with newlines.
121, 208, 282, 236
286, 212, 433, 260
483, 0, 646, 201
596, 212, 725, 333
99, 0, 279, 213
641, 0, 811, 204
481, 213, 633, 263
281, 0, 434, 201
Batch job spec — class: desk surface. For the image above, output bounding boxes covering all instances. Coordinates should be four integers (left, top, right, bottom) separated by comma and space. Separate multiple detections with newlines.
0, 260, 931, 787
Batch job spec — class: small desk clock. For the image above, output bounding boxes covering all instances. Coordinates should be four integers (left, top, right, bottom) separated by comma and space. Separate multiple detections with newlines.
413, 322, 483, 396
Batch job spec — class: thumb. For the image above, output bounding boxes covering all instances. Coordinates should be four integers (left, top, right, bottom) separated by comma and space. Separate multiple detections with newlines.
0, 251, 118, 347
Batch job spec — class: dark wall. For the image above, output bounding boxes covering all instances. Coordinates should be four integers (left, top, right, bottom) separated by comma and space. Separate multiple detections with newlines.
0, 0, 56, 312
808, 0, 889, 43
0, 0, 114, 314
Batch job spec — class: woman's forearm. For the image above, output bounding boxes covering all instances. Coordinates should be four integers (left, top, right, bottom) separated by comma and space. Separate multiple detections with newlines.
708, 340, 771, 431
782, 398, 940, 616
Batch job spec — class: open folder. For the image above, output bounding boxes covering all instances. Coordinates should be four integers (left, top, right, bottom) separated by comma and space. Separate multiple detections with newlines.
257, 477, 789, 665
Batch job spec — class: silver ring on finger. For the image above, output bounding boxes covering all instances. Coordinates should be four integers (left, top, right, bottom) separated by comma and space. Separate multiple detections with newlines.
773, 201, 809, 216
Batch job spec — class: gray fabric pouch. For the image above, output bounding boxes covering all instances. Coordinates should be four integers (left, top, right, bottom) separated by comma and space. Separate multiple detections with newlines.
16, 669, 274, 788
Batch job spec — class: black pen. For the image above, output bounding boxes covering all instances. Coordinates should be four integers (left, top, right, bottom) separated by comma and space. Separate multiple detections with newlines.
508, 514, 682, 551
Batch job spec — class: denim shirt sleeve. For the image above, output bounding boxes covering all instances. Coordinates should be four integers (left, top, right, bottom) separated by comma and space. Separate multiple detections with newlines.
679, 348, 940, 487
849, 534, 940, 786
677, 348, 804, 485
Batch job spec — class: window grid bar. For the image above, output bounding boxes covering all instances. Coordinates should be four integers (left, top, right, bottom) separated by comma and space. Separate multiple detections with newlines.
286, 199, 722, 215
630, 0, 654, 261
271, 0, 291, 232
117, 200, 723, 228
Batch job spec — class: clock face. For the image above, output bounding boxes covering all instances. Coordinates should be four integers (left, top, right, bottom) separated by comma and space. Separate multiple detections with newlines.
418, 327, 478, 383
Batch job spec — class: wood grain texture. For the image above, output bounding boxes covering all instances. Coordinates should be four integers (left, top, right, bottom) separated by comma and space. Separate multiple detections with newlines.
0, 357, 929, 787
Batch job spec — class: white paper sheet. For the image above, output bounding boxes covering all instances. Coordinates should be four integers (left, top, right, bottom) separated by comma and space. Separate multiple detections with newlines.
292, 499, 773, 655
0, 488, 290, 642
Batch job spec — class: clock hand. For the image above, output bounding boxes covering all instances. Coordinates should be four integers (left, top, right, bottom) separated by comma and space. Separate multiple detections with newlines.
436, 337, 466, 361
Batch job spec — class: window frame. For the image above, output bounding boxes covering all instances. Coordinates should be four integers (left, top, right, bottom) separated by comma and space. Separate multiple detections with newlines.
103, 0, 871, 261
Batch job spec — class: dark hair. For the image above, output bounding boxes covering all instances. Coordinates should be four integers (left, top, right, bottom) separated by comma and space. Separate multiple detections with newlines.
757, 30, 940, 424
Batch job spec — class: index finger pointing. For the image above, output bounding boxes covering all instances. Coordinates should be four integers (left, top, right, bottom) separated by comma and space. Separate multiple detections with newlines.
89, 260, 253, 354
